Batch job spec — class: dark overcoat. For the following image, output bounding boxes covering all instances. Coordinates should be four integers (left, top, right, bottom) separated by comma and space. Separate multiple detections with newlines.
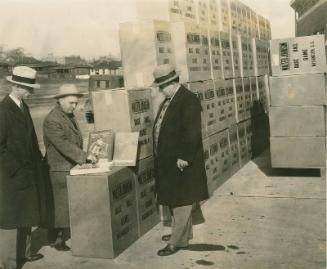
43, 104, 86, 227
153, 85, 209, 207
0, 95, 43, 229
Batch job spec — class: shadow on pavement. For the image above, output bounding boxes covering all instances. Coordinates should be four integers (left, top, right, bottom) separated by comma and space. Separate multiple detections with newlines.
187, 244, 226, 251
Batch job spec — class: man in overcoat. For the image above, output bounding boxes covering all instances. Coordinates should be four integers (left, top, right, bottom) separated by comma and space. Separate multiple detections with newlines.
152, 64, 209, 256
43, 84, 96, 251
0, 66, 44, 268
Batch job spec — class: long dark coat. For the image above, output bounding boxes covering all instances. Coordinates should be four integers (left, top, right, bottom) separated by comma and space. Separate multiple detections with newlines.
153, 85, 209, 207
0, 95, 43, 229
43, 104, 87, 227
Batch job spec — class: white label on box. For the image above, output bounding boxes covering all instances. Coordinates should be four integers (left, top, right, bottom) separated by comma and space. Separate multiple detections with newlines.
272, 54, 279, 66
104, 91, 113, 105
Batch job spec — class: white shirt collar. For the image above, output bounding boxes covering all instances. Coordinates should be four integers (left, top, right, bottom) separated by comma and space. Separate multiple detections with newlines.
9, 94, 22, 108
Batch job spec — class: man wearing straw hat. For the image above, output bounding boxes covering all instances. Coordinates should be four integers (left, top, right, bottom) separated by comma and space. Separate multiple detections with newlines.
0, 66, 44, 269
43, 84, 97, 251
152, 64, 209, 256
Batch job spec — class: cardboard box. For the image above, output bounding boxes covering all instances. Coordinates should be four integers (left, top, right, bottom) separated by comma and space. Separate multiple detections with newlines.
237, 121, 249, 167
135, 0, 196, 22
67, 167, 138, 258
249, 9, 259, 39
217, 0, 230, 33
209, 28, 223, 80
270, 35, 327, 76
171, 21, 211, 82
214, 79, 228, 131
229, 0, 239, 34
208, 133, 220, 193
245, 119, 253, 159
233, 78, 245, 122
219, 31, 233, 79
270, 137, 326, 168
186, 81, 207, 138
269, 73, 327, 106
252, 38, 269, 76
256, 75, 269, 113
243, 77, 252, 119
218, 129, 231, 180
269, 106, 325, 137
92, 88, 153, 160
225, 79, 236, 126
230, 34, 241, 78
130, 157, 160, 237
200, 26, 212, 78
119, 20, 175, 89
203, 80, 218, 136
196, 0, 209, 25
208, 0, 219, 27
228, 124, 240, 175
257, 15, 268, 40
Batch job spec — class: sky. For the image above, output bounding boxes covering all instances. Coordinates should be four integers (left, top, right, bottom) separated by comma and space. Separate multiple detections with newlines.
0, 0, 295, 60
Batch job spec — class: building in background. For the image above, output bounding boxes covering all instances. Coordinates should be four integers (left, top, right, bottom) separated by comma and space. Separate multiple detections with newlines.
290, 0, 327, 38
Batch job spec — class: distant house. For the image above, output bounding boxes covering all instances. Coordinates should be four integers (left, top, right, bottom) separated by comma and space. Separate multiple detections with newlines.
88, 74, 124, 92
64, 56, 87, 66
48, 65, 91, 80
90, 60, 123, 76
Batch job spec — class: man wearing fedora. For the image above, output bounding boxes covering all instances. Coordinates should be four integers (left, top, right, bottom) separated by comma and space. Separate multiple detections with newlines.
0, 66, 44, 269
152, 64, 209, 256
43, 84, 97, 251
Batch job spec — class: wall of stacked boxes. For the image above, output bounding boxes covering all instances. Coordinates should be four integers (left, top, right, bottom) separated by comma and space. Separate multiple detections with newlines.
67, 0, 272, 258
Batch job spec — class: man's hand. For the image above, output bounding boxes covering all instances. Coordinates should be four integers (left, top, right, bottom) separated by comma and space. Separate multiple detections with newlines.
177, 158, 189, 172
86, 154, 98, 164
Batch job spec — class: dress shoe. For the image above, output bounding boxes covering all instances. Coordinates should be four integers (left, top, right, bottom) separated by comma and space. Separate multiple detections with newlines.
51, 242, 70, 251
161, 234, 171, 242
157, 244, 188, 256
25, 253, 44, 262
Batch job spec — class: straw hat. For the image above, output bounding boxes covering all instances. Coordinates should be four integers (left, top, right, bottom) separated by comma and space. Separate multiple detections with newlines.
152, 64, 180, 87
54, 84, 83, 99
6, 66, 40, 89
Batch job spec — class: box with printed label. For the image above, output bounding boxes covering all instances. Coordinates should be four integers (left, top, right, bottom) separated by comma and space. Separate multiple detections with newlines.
228, 124, 241, 175
270, 35, 327, 76
233, 78, 245, 122
67, 167, 138, 258
92, 88, 153, 160
214, 79, 228, 131
242, 77, 252, 119
225, 79, 236, 126
219, 31, 233, 79
119, 20, 175, 89
171, 22, 211, 82
209, 28, 223, 80
217, 0, 230, 33
237, 121, 249, 167
217, 129, 231, 180
230, 34, 241, 78
203, 80, 218, 136
130, 156, 160, 237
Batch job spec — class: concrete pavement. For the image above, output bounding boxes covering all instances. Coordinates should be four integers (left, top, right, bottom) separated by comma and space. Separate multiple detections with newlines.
23, 150, 326, 269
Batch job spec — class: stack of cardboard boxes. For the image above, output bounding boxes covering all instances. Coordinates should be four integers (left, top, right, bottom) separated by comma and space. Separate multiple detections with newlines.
269, 35, 327, 170
119, 0, 271, 196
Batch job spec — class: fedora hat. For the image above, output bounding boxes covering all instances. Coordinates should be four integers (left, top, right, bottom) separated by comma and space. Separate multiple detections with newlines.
152, 64, 180, 87
54, 84, 84, 99
6, 66, 40, 89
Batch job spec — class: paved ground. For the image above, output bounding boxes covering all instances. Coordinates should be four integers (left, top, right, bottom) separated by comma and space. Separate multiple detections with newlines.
18, 151, 327, 269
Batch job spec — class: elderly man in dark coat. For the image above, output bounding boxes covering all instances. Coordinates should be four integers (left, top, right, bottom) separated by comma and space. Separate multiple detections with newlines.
0, 66, 44, 269
43, 84, 96, 251
152, 64, 209, 256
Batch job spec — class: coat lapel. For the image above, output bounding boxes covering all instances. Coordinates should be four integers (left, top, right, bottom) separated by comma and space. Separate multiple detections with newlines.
55, 105, 83, 141
159, 86, 185, 133
3, 95, 27, 126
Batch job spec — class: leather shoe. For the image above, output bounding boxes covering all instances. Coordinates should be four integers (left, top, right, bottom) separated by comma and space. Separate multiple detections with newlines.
51, 242, 70, 251
22, 253, 44, 262
157, 244, 188, 256
161, 234, 171, 242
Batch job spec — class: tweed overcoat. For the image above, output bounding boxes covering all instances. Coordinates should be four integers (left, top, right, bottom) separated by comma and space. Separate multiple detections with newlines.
0, 95, 43, 229
43, 104, 87, 227
153, 85, 209, 207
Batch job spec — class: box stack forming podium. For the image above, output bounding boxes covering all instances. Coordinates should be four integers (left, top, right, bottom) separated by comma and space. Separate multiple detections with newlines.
269, 35, 327, 170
